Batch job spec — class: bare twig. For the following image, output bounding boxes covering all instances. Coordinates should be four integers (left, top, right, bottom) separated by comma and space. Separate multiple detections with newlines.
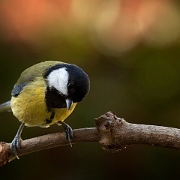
95, 112, 180, 152
1, 111, 180, 167
0, 127, 99, 166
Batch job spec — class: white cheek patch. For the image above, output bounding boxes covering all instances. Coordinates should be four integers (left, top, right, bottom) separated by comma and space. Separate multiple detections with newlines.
47, 67, 69, 95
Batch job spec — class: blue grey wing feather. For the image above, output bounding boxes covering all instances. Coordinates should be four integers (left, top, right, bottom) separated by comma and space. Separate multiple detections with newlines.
0, 82, 29, 113
11, 82, 28, 97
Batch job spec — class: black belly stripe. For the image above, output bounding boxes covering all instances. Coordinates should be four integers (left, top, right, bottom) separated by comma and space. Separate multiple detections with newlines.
45, 87, 67, 111
45, 111, 55, 124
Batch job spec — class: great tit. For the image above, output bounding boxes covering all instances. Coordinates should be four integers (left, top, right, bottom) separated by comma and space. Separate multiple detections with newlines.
0, 61, 90, 157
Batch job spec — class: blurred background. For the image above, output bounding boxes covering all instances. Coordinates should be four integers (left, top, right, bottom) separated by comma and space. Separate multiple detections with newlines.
0, 0, 180, 179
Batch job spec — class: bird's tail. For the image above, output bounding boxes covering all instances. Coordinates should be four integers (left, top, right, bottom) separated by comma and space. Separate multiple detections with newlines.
0, 101, 11, 113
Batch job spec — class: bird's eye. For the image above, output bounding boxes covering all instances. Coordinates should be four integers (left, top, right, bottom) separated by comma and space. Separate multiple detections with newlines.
68, 82, 74, 90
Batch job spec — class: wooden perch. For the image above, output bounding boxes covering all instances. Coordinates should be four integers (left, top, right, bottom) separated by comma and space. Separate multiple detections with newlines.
1, 111, 180, 167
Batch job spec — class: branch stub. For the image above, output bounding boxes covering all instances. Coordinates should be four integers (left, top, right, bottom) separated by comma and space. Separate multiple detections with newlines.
95, 111, 126, 153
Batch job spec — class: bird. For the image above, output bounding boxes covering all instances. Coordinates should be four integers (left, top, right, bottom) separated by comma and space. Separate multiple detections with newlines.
0, 61, 90, 158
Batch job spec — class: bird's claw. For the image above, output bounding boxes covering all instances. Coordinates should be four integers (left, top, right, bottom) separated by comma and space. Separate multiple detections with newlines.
63, 123, 73, 147
10, 135, 22, 159
57, 121, 74, 146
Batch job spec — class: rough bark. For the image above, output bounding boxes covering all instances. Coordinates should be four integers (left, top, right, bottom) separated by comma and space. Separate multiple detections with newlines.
1, 111, 180, 167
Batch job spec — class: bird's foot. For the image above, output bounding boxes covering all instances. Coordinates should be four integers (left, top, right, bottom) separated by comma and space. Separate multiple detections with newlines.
10, 123, 25, 159
10, 135, 22, 159
57, 121, 73, 147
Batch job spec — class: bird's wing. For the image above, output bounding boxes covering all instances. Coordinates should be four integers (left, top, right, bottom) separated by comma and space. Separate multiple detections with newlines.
12, 61, 61, 97
0, 101, 11, 112
16, 61, 61, 85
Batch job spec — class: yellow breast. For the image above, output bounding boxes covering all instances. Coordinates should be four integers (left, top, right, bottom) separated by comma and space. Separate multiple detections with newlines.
11, 77, 76, 127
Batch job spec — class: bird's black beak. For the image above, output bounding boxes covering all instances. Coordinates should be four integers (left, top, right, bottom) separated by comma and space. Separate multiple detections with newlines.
65, 99, 73, 110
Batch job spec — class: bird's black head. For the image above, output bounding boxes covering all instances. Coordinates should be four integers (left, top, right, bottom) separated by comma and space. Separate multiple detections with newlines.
65, 64, 90, 102
44, 63, 90, 109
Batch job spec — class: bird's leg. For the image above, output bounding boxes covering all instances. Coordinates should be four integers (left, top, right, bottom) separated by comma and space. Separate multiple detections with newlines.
56, 121, 73, 147
10, 123, 25, 159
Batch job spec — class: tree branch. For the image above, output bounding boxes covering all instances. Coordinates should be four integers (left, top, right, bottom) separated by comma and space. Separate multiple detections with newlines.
95, 112, 180, 152
1, 111, 180, 167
